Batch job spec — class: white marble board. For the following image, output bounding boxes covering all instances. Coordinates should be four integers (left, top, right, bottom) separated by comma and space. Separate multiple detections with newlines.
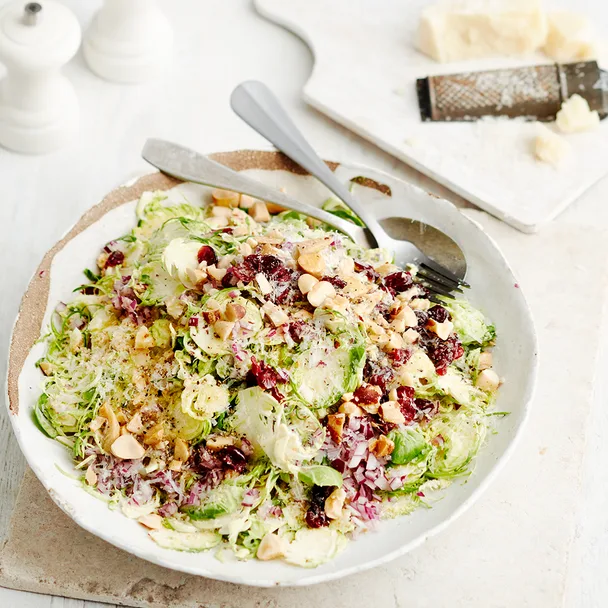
255, 0, 608, 233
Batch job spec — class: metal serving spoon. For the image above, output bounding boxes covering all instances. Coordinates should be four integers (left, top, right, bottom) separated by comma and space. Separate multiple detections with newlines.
230, 80, 468, 289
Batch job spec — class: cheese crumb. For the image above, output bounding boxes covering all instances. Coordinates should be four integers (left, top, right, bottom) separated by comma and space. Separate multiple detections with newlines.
556, 95, 600, 133
534, 126, 569, 166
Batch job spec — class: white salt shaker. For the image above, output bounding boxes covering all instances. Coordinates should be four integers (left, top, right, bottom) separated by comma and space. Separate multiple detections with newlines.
84, 0, 173, 84
0, 1, 81, 154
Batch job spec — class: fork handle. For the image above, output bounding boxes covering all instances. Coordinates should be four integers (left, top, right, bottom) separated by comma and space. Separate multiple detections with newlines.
141, 139, 369, 246
230, 81, 385, 248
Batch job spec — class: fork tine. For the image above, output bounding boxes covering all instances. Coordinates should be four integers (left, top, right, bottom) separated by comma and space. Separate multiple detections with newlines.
418, 261, 470, 288
416, 276, 459, 298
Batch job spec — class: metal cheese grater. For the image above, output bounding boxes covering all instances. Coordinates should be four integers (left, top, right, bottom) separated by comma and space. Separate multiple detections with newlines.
417, 61, 608, 122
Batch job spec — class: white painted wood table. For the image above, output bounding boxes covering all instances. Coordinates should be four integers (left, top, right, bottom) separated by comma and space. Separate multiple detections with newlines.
1, 1, 607, 606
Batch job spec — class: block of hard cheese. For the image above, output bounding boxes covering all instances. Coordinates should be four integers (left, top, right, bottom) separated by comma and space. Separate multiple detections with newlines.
417, 0, 548, 63
543, 12, 596, 62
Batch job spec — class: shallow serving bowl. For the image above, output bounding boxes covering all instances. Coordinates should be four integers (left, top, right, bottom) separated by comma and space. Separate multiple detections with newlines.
6, 150, 538, 587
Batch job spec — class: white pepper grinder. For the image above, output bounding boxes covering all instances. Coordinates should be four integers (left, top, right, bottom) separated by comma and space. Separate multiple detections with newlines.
0, 1, 81, 154
83, 0, 173, 84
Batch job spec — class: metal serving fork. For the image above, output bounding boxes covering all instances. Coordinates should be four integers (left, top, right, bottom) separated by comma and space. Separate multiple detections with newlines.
230, 80, 469, 296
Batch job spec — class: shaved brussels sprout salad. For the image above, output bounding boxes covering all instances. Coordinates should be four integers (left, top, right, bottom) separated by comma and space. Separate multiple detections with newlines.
34, 188, 500, 567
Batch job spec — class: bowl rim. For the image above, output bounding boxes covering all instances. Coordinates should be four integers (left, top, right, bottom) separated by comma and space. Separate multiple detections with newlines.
5, 150, 539, 587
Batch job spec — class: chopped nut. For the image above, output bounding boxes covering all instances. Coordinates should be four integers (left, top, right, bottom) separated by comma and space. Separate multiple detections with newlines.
379, 401, 406, 425
376, 262, 399, 276
138, 514, 163, 530
324, 487, 346, 520
206, 216, 229, 229
395, 364, 416, 386
339, 401, 365, 417
89, 416, 106, 432
211, 205, 233, 218
259, 243, 280, 256
388, 388, 399, 402
69, 328, 83, 353
214, 320, 235, 340
384, 332, 404, 351
115, 410, 128, 424
409, 298, 431, 311
298, 273, 319, 294
403, 329, 420, 344
427, 319, 454, 341
339, 256, 355, 275
297, 252, 325, 277
99, 403, 120, 452
297, 238, 331, 254
476, 369, 500, 392
174, 437, 190, 461
168, 459, 183, 472
165, 296, 186, 319
369, 435, 395, 458
225, 302, 247, 322
185, 267, 207, 289
342, 392, 354, 401
39, 360, 54, 376
324, 295, 350, 314
307, 281, 336, 307
232, 224, 249, 237
359, 402, 380, 415
255, 272, 273, 295
143, 423, 164, 446
246, 238, 259, 248
327, 413, 346, 443
85, 465, 97, 486
391, 305, 418, 332
202, 309, 222, 324
343, 276, 368, 297
479, 352, 493, 370
257, 533, 286, 561
111, 434, 146, 459
266, 203, 285, 214
206, 435, 235, 451
256, 236, 283, 245
239, 242, 253, 256
212, 188, 240, 208
250, 201, 270, 222
217, 254, 235, 269
262, 301, 289, 327
126, 413, 143, 433
206, 265, 227, 281
239, 194, 258, 209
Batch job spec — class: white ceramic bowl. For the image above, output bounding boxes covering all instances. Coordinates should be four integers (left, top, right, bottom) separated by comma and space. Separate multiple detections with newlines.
6, 151, 538, 587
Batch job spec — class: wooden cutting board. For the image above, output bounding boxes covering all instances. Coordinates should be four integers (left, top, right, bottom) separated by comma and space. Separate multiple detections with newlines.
254, 0, 608, 233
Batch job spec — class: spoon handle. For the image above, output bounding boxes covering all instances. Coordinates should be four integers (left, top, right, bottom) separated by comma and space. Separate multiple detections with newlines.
142, 139, 369, 246
230, 81, 385, 248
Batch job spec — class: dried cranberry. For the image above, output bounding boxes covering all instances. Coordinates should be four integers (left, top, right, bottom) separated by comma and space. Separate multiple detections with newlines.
354, 261, 379, 283
393, 386, 416, 422
415, 310, 429, 328
105, 251, 125, 267
415, 398, 439, 419
425, 334, 464, 375
389, 348, 412, 366
217, 445, 248, 474
363, 360, 395, 393
197, 245, 217, 266
305, 485, 333, 529
249, 357, 289, 391
353, 384, 381, 405
427, 305, 451, 323
188, 317, 199, 327
222, 255, 292, 288
321, 275, 347, 289
383, 271, 413, 294
396, 386, 415, 401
